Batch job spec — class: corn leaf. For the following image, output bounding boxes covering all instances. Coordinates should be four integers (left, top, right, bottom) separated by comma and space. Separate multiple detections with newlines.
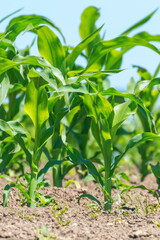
150, 163, 160, 178
135, 78, 160, 93
102, 88, 155, 132
24, 80, 49, 128
105, 50, 123, 70
112, 101, 137, 136
111, 132, 160, 175
14, 135, 32, 166
120, 185, 159, 202
3, 184, 13, 207
78, 193, 103, 210
0, 119, 27, 136
37, 158, 63, 185
0, 74, 10, 106
153, 220, 160, 227
66, 25, 103, 70
6, 14, 65, 42
37, 26, 66, 72
121, 9, 158, 36
65, 180, 81, 189
79, 6, 101, 57
87, 36, 160, 70
134, 31, 160, 42
67, 146, 103, 187
0, 8, 23, 24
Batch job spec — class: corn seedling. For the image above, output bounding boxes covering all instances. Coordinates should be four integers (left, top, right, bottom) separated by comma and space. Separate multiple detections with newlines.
36, 225, 57, 240
50, 202, 71, 226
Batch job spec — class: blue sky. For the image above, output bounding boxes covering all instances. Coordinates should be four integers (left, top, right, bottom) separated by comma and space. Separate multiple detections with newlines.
1, 0, 160, 90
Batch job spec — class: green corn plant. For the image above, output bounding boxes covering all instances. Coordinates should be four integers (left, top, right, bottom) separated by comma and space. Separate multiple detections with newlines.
132, 72, 160, 184
0, 9, 66, 176
24, 78, 49, 207
62, 81, 160, 210
0, 76, 50, 207
0, 65, 68, 207
126, 65, 160, 180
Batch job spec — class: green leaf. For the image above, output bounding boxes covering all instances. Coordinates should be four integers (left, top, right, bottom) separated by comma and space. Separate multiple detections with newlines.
121, 9, 158, 36
37, 158, 63, 185
111, 133, 160, 175
134, 31, 160, 42
91, 119, 102, 148
67, 146, 103, 187
0, 119, 27, 136
37, 26, 66, 72
87, 36, 160, 70
1, 175, 31, 206
112, 101, 137, 136
65, 180, 81, 189
133, 65, 152, 80
67, 69, 123, 78
54, 83, 90, 95
3, 184, 13, 207
105, 50, 123, 70
83, 94, 98, 122
150, 163, 160, 178
8, 121, 28, 135
0, 74, 10, 106
0, 56, 51, 77
153, 63, 160, 78
14, 135, 32, 166
24, 80, 49, 128
29, 68, 58, 90
96, 94, 113, 124
6, 14, 65, 42
0, 58, 17, 76
120, 185, 159, 203
79, 6, 101, 56
0, 48, 8, 58
153, 220, 160, 227
15, 184, 31, 203
0, 147, 14, 173
135, 78, 160, 93
78, 193, 103, 210
0, 175, 16, 184
102, 88, 155, 132
0, 8, 23, 24
13, 56, 65, 85
39, 126, 54, 149
66, 25, 103, 70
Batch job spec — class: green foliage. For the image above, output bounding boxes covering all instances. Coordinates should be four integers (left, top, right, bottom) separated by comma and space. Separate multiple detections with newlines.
0, 6, 160, 211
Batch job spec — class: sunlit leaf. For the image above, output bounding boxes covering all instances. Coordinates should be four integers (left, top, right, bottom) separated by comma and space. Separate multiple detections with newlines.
121, 9, 158, 36
111, 133, 160, 175
37, 26, 66, 72
6, 14, 65, 42
24, 80, 49, 128
79, 6, 101, 56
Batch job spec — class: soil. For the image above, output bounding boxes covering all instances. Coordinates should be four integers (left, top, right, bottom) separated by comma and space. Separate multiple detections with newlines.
0, 170, 160, 240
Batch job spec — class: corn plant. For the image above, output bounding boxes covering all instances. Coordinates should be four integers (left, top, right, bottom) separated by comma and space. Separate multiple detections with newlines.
0, 12, 67, 207
127, 65, 160, 180
66, 84, 160, 210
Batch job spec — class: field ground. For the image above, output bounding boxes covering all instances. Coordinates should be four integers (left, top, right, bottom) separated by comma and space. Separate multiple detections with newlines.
0, 171, 160, 240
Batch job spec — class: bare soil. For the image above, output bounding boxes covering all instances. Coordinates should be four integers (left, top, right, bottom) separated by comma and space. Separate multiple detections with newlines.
0, 171, 160, 240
